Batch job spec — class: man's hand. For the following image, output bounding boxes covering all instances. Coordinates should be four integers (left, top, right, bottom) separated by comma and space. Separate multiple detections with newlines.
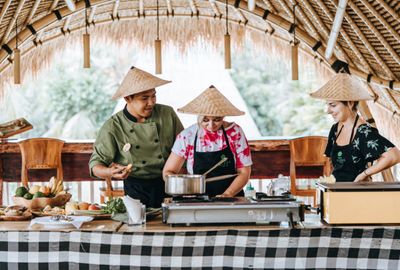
109, 163, 132, 179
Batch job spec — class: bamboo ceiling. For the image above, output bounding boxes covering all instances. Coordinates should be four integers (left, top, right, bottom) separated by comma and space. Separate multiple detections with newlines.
0, 0, 399, 112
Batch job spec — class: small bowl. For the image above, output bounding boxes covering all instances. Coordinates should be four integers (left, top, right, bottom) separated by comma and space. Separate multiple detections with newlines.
13, 193, 72, 209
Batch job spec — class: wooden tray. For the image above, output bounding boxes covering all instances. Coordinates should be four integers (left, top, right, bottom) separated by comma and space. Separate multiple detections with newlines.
0, 210, 32, 221
0, 118, 33, 139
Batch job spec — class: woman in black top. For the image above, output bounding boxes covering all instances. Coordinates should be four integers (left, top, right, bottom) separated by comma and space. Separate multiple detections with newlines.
310, 73, 400, 182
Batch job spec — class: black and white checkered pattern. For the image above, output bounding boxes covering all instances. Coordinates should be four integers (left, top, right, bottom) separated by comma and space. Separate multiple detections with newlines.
1, 228, 400, 269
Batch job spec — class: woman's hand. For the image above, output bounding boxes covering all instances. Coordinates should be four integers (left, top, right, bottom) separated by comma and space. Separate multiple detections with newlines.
162, 153, 186, 181
218, 166, 251, 197
216, 191, 234, 197
354, 171, 370, 182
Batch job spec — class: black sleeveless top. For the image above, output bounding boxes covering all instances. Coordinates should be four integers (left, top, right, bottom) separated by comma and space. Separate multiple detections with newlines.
325, 121, 394, 182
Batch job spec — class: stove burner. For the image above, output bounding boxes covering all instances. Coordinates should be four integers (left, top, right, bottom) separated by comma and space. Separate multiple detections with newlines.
210, 197, 238, 202
254, 192, 295, 201
171, 195, 211, 203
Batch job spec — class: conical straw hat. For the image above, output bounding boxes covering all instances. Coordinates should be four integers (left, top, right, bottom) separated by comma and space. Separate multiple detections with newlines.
178, 85, 245, 116
310, 73, 373, 101
112, 66, 171, 99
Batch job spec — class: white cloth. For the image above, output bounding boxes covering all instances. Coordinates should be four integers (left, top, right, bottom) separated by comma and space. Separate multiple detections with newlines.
122, 196, 145, 224
30, 216, 93, 229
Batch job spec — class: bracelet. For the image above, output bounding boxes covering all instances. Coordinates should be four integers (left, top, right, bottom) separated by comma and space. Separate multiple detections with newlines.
363, 170, 369, 177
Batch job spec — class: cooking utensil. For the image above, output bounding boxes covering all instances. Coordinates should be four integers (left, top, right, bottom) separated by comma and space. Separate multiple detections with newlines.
165, 157, 236, 196
202, 157, 227, 177
205, 174, 238, 182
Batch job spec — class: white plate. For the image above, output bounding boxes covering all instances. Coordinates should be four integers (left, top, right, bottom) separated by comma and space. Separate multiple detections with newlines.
32, 216, 93, 226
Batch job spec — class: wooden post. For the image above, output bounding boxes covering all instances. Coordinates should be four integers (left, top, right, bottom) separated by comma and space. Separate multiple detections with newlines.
83, 33, 90, 68
224, 34, 231, 69
14, 48, 21, 84
291, 42, 299, 80
155, 39, 162, 74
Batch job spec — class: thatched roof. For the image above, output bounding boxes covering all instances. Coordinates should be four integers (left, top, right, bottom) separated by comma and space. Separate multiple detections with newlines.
0, 0, 399, 113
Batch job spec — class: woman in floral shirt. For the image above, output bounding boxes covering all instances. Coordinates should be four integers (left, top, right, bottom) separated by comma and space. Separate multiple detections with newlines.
163, 86, 252, 197
311, 73, 400, 182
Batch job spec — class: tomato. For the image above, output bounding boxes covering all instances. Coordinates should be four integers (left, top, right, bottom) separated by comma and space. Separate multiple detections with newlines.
88, 204, 101, 211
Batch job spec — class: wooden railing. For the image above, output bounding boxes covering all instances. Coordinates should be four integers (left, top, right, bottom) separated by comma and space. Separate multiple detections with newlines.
0, 139, 324, 204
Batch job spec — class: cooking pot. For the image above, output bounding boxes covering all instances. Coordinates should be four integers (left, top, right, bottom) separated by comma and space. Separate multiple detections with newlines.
165, 173, 238, 196
165, 157, 237, 196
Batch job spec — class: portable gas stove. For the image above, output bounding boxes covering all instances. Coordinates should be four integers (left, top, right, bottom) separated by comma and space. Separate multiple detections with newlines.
162, 193, 305, 226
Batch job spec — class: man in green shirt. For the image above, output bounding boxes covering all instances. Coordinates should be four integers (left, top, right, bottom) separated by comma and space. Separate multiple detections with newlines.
89, 67, 183, 207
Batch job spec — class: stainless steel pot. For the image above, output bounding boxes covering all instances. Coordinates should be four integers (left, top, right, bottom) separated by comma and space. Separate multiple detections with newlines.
165, 174, 205, 195
165, 174, 238, 196
165, 157, 239, 196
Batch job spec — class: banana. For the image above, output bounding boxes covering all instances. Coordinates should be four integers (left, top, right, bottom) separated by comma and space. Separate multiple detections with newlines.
50, 177, 59, 194
55, 179, 64, 194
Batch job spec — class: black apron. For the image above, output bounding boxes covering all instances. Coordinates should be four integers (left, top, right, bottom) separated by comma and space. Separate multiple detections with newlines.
330, 115, 360, 182
193, 127, 244, 197
124, 177, 165, 208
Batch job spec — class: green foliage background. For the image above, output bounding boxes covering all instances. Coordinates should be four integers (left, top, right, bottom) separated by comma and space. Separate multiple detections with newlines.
231, 48, 331, 136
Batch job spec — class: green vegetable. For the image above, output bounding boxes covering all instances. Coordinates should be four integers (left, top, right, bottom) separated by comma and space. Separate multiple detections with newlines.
23, 193, 33, 200
33, 191, 45, 199
103, 198, 126, 215
15, 186, 29, 197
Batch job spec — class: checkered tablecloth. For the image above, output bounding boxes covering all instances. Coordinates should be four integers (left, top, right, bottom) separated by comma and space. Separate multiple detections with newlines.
1, 228, 400, 269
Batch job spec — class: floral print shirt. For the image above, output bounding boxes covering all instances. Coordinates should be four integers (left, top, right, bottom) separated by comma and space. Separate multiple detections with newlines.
325, 123, 395, 181
171, 123, 253, 174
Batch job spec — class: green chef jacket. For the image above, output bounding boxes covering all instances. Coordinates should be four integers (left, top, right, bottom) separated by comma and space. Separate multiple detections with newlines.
89, 104, 183, 179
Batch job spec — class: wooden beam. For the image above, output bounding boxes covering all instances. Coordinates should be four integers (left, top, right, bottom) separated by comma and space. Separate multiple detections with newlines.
234, 7, 247, 23
328, 0, 397, 79
33, 29, 44, 46
25, 0, 42, 26
138, 0, 144, 16
277, 0, 293, 20
0, 0, 399, 91
1, 0, 26, 45
63, 15, 72, 31
325, 0, 347, 60
188, 0, 197, 14
0, 0, 12, 26
309, 0, 369, 72
262, 0, 278, 14
347, 0, 400, 66
165, 0, 173, 14
379, 86, 400, 114
112, 0, 119, 18
49, 0, 59, 11
64, 0, 76, 12
88, 6, 97, 24
359, 0, 400, 44
375, 0, 400, 23
284, 0, 321, 40
318, 0, 393, 78
226, 0, 399, 89
278, 0, 317, 41
209, 0, 221, 17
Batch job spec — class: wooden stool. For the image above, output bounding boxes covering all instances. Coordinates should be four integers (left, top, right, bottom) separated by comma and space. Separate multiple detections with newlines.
18, 138, 64, 187
289, 136, 331, 206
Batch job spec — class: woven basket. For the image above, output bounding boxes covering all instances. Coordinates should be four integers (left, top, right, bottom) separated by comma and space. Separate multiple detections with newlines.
13, 193, 72, 210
